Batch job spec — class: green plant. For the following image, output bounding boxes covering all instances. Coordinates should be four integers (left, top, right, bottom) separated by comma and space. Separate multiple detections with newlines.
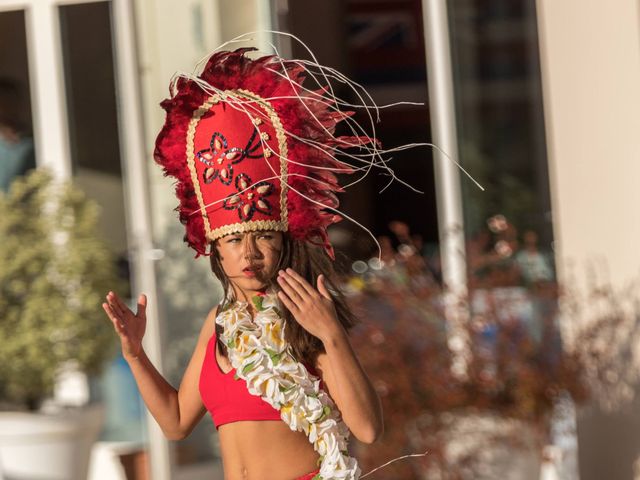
0, 170, 121, 410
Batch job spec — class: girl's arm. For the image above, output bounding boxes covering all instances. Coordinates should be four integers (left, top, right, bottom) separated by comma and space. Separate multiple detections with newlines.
276, 269, 384, 444
103, 292, 215, 440
314, 331, 383, 444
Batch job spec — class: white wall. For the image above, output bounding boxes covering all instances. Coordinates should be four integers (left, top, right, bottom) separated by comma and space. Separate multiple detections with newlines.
536, 2, 640, 479
537, 0, 640, 291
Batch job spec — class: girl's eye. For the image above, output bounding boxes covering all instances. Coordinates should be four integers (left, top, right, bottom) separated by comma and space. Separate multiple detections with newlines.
258, 234, 273, 240
227, 237, 241, 243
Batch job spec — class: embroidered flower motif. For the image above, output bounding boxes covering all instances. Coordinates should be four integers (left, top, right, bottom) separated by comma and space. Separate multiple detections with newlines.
216, 293, 361, 480
222, 173, 273, 221
197, 129, 262, 186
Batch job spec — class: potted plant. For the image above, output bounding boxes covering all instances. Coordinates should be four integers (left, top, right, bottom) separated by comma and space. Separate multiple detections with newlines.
0, 170, 123, 480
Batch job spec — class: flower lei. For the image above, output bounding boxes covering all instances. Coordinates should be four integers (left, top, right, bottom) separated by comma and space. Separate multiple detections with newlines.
215, 292, 360, 480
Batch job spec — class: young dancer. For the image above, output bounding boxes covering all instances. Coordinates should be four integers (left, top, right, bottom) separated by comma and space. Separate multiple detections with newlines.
103, 47, 385, 480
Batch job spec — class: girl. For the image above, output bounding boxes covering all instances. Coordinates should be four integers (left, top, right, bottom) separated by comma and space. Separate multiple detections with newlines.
103, 47, 384, 480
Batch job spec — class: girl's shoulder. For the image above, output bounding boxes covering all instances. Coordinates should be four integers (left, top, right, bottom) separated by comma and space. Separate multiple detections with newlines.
198, 304, 221, 342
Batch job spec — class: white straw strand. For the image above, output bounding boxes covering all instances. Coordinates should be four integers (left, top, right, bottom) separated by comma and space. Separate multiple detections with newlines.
171, 74, 404, 181
190, 29, 485, 191
360, 451, 429, 479
170, 30, 486, 262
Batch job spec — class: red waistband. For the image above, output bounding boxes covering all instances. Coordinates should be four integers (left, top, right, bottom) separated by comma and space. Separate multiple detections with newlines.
295, 470, 319, 480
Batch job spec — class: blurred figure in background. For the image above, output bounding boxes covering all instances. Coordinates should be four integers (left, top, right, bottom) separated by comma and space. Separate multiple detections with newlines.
0, 77, 35, 192
467, 215, 522, 288
514, 229, 554, 286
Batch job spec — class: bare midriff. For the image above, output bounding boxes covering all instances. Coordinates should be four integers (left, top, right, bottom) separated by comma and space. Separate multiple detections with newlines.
217, 420, 319, 480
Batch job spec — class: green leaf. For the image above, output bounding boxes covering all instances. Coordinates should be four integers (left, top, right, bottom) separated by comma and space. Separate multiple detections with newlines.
251, 295, 264, 311
312, 475, 322, 480
241, 361, 256, 376
227, 338, 235, 349
318, 405, 331, 421
265, 347, 282, 365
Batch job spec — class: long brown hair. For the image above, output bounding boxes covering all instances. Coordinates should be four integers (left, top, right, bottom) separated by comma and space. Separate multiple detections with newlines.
210, 233, 356, 365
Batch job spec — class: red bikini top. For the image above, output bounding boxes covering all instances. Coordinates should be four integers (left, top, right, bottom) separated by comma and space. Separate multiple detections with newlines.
199, 332, 281, 429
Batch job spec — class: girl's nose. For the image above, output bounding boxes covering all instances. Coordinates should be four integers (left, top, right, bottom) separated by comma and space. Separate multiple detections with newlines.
242, 234, 262, 259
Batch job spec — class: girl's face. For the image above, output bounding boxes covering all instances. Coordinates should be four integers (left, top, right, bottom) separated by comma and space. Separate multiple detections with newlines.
215, 230, 283, 299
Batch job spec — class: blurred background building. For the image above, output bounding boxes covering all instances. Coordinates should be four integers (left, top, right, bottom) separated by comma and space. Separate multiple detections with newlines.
1, 0, 638, 479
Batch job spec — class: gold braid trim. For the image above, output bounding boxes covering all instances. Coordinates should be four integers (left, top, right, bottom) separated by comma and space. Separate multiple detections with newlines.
207, 220, 287, 241
186, 98, 219, 237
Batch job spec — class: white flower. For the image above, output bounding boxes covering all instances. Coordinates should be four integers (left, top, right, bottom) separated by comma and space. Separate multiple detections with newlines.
310, 418, 338, 443
261, 294, 280, 311
301, 394, 324, 422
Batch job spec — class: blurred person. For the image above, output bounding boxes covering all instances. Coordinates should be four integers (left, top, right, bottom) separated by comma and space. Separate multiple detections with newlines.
387, 221, 421, 261
467, 229, 493, 269
0, 78, 35, 192
384, 221, 438, 289
467, 216, 522, 288
466, 229, 504, 286
102, 48, 383, 480
377, 235, 396, 265
488, 214, 519, 259
411, 232, 443, 284
514, 229, 554, 285
388, 219, 412, 246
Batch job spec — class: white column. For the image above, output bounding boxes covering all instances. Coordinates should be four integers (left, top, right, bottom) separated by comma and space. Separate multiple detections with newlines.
271, 0, 292, 57
255, 0, 273, 53
536, 0, 640, 290
24, 0, 72, 179
421, 0, 469, 377
111, 1, 172, 480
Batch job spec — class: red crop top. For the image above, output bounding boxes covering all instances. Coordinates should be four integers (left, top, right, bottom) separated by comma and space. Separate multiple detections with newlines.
200, 331, 323, 428
199, 332, 282, 428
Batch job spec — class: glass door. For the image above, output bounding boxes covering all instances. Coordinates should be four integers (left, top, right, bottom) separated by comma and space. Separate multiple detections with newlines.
0, 8, 36, 192
448, 0, 555, 290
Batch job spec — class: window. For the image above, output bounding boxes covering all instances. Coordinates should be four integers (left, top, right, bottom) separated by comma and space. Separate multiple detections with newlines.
0, 9, 36, 192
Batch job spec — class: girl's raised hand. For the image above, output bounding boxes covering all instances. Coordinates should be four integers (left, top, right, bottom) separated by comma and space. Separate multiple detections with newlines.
276, 268, 344, 343
102, 291, 147, 361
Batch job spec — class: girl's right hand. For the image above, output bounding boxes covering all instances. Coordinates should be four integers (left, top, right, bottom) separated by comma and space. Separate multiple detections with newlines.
102, 291, 147, 361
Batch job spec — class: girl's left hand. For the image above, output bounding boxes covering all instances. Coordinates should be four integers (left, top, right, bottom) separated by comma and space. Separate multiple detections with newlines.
276, 268, 343, 343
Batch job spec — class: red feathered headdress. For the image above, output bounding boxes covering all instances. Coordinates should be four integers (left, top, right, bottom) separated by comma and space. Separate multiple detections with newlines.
154, 48, 376, 258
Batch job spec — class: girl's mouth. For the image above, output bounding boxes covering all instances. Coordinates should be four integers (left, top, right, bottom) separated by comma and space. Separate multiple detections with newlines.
243, 266, 263, 277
